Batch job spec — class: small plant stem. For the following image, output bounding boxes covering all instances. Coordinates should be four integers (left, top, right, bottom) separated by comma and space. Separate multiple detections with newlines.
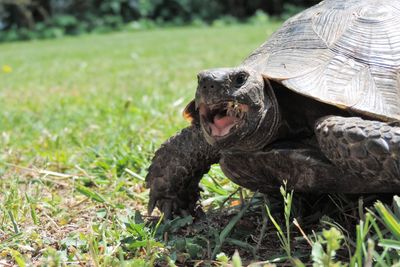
293, 218, 312, 247
256, 202, 269, 255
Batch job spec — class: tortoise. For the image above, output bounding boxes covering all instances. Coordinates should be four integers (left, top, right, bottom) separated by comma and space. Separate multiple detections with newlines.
146, 0, 400, 218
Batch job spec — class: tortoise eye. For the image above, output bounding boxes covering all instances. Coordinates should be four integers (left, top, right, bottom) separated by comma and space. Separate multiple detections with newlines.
235, 73, 248, 87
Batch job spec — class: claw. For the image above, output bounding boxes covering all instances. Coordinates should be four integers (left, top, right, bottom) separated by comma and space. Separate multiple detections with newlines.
162, 200, 172, 220
148, 193, 157, 216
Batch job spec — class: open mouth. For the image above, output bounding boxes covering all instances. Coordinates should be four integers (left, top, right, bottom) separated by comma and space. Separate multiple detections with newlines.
199, 101, 248, 137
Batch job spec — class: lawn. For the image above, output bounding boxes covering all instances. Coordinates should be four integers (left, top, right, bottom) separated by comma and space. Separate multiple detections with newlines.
1, 24, 400, 266
0, 24, 282, 265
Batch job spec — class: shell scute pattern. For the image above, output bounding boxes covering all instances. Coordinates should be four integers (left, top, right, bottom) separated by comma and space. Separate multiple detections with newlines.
243, 0, 400, 121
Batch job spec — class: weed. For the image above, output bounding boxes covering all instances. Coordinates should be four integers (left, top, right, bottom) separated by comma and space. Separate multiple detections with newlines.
265, 181, 293, 259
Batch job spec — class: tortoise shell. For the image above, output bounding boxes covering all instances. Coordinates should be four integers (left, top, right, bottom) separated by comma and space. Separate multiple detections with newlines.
243, 0, 400, 121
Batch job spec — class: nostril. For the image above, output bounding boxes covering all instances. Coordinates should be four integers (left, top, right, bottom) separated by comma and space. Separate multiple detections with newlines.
211, 85, 214, 88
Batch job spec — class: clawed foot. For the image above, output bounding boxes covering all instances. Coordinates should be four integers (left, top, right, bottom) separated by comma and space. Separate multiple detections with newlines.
147, 178, 201, 220
148, 194, 195, 220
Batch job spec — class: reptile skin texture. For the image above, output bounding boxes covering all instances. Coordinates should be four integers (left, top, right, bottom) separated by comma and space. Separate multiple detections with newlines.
146, 125, 220, 218
315, 116, 400, 188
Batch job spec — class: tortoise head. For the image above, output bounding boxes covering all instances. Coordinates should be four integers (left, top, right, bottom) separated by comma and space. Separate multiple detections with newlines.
184, 67, 280, 151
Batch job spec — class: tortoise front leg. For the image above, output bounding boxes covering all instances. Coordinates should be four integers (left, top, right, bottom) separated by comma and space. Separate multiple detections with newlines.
315, 116, 400, 191
146, 125, 220, 219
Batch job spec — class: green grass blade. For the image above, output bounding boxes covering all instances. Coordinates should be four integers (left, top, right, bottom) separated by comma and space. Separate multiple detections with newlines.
7, 210, 19, 234
25, 193, 39, 225
374, 201, 400, 240
265, 204, 284, 238
8, 249, 26, 267
378, 239, 400, 250
225, 238, 256, 257
373, 249, 390, 267
211, 197, 252, 259
393, 196, 400, 219
76, 185, 106, 204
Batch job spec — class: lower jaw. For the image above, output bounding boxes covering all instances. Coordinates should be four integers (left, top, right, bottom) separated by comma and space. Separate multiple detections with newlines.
202, 126, 238, 146
209, 123, 237, 137
201, 121, 236, 137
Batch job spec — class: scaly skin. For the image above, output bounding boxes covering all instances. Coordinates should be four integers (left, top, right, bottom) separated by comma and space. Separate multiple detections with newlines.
146, 125, 220, 219
315, 116, 400, 185
220, 142, 368, 193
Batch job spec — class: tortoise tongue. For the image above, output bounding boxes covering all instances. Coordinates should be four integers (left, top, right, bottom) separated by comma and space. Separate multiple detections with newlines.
210, 114, 236, 136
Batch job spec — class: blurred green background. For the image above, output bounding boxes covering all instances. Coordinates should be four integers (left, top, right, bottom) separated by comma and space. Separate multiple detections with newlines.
0, 0, 318, 42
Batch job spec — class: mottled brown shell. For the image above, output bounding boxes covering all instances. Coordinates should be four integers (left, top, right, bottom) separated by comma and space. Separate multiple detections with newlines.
243, 0, 400, 121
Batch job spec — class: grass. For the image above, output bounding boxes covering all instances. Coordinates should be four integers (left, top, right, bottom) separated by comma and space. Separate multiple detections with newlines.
0, 24, 281, 265
0, 23, 399, 266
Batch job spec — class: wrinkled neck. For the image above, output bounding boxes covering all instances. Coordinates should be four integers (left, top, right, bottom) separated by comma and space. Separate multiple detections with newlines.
231, 79, 281, 151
